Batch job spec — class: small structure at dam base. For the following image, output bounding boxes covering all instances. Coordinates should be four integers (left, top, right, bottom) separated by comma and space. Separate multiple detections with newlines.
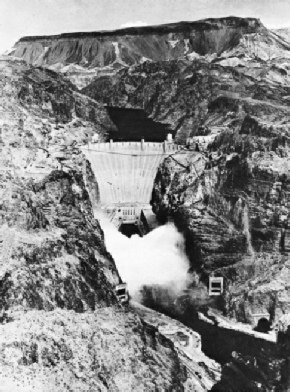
105, 203, 158, 235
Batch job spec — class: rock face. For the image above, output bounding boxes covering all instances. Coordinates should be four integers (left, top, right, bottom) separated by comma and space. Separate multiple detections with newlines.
131, 301, 221, 391
0, 56, 204, 390
83, 54, 290, 143
0, 56, 115, 146
151, 126, 290, 325
0, 169, 120, 317
7, 14, 290, 389
149, 116, 290, 389
274, 28, 290, 43
71, 18, 290, 330
0, 309, 188, 391
13, 17, 263, 64
11, 17, 290, 88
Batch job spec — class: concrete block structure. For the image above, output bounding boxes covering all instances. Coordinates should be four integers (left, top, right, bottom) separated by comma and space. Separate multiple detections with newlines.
209, 277, 224, 296
250, 311, 271, 328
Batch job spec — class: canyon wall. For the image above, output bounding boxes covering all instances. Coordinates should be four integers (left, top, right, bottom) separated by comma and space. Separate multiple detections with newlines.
11, 17, 290, 89
12, 17, 263, 68
83, 56, 290, 143
0, 56, 202, 391
6, 15, 290, 390
151, 115, 290, 327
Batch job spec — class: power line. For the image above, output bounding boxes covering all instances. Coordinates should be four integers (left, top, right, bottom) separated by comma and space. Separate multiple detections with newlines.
81, 146, 187, 157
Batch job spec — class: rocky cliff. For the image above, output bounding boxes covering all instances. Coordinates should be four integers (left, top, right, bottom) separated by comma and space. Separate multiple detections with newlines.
0, 56, 213, 390
49, 19, 290, 328
11, 17, 290, 88
151, 117, 290, 325
83, 55, 290, 143
274, 28, 290, 43
7, 14, 290, 389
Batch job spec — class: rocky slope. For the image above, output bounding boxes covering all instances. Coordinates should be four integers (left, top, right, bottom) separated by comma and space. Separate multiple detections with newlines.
0, 56, 216, 390
0, 308, 191, 391
151, 116, 290, 325
83, 55, 290, 143
11, 17, 290, 88
274, 28, 290, 43
8, 15, 290, 389
51, 19, 290, 329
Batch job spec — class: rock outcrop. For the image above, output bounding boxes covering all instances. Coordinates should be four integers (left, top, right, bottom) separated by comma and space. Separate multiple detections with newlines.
82, 55, 290, 143
6, 14, 290, 390
151, 121, 290, 326
11, 17, 290, 88
0, 308, 190, 391
70, 19, 290, 330
0, 56, 206, 390
274, 28, 290, 43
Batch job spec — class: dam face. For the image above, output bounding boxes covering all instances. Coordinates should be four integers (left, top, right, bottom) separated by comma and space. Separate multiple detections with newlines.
82, 140, 178, 233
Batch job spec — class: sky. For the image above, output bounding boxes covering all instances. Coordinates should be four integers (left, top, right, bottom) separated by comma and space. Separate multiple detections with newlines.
0, 0, 290, 54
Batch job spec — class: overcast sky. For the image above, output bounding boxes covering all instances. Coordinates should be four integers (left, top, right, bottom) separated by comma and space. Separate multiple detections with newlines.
0, 0, 290, 54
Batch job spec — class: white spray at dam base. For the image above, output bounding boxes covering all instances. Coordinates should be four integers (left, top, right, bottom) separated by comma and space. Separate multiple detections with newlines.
95, 210, 190, 300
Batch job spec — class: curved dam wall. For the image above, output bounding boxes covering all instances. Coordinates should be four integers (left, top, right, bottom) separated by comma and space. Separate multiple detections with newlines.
81, 141, 178, 206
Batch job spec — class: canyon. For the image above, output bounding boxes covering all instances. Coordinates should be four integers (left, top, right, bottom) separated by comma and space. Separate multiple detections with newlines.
1, 15, 290, 391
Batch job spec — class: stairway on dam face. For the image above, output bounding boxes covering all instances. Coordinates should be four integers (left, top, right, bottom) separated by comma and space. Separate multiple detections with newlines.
81, 140, 178, 233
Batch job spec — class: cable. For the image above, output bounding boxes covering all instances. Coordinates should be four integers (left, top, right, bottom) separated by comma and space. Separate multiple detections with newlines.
169, 155, 188, 169
81, 145, 189, 157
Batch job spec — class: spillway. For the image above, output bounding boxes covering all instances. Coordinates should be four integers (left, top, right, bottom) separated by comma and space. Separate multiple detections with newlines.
81, 140, 178, 233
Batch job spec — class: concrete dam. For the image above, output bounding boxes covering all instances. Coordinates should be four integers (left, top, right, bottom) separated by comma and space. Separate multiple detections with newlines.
82, 140, 178, 234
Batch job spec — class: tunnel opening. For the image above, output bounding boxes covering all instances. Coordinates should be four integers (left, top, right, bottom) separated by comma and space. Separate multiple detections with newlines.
106, 107, 174, 142
119, 223, 141, 238
253, 318, 271, 334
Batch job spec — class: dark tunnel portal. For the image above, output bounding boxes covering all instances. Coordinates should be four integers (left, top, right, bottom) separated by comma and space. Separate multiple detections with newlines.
119, 223, 141, 238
